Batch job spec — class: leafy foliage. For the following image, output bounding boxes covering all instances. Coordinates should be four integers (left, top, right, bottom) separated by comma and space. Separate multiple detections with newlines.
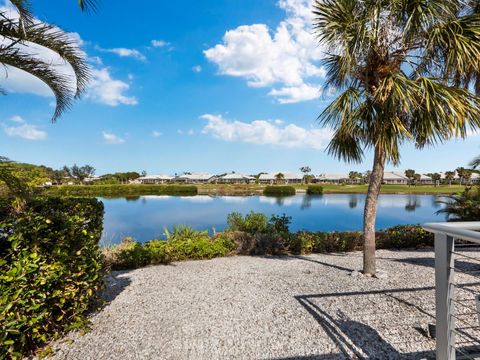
263, 186, 296, 196
306, 185, 324, 195
437, 186, 480, 221
0, 197, 104, 359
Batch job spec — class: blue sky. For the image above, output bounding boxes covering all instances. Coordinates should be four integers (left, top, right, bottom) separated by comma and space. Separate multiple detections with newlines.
0, 0, 478, 175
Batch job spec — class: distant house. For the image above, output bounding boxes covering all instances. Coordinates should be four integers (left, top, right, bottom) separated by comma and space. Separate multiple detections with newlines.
84, 176, 102, 183
175, 173, 216, 184
418, 174, 433, 185
316, 173, 350, 183
219, 173, 255, 184
382, 172, 408, 185
258, 172, 303, 184
137, 175, 173, 184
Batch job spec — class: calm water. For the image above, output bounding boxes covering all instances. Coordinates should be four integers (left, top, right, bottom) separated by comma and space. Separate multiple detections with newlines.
100, 194, 447, 244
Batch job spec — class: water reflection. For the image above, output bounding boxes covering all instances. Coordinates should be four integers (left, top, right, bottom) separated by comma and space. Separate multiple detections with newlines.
100, 194, 447, 244
348, 194, 359, 209
404, 195, 421, 212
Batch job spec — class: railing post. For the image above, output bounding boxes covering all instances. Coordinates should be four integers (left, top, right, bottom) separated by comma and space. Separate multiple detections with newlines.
435, 233, 455, 360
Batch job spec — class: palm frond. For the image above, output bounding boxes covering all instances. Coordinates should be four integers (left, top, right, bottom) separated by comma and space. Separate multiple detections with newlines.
470, 155, 480, 168
0, 47, 75, 121
78, 0, 99, 12
1, 21, 89, 97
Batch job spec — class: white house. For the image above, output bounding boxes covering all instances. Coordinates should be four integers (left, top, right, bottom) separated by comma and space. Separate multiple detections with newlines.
137, 175, 173, 184
418, 174, 433, 184
382, 172, 409, 184
316, 173, 350, 183
175, 173, 216, 184
258, 172, 303, 184
219, 173, 255, 184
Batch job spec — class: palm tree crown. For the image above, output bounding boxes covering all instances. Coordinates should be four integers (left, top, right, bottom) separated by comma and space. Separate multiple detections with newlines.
313, 0, 480, 274
0, 0, 91, 121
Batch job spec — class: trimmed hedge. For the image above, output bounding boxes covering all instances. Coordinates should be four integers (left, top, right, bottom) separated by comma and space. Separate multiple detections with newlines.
263, 185, 296, 196
306, 185, 323, 195
0, 197, 104, 359
42, 184, 198, 197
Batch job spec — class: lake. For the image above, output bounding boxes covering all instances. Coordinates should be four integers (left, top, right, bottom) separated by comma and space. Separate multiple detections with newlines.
100, 193, 447, 245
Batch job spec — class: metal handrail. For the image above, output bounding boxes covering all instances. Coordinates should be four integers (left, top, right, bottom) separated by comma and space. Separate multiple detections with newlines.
423, 222, 480, 244
422, 221, 480, 360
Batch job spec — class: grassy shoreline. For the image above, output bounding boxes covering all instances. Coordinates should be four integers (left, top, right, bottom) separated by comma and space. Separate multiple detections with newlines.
38, 183, 466, 197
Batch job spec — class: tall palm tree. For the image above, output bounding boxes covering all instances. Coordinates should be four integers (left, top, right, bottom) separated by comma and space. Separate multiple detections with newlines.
0, 0, 92, 121
313, 0, 480, 275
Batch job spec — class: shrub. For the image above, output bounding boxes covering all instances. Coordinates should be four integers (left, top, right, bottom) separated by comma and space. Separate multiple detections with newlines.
263, 185, 296, 196
105, 226, 236, 270
289, 225, 432, 254
0, 197, 104, 359
377, 225, 433, 249
306, 185, 323, 195
226, 211, 269, 234
42, 184, 198, 197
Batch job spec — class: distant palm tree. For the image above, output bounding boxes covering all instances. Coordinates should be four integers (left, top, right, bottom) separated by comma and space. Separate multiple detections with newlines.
313, 0, 480, 275
275, 172, 285, 185
404, 170, 416, 186
0, 1, 91, 121
457, 167, 467, 185
445, 171, 456, 186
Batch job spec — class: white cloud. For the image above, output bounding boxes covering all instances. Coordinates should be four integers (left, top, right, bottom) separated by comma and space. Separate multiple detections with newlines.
201, 114, 332, 149
152, 130, 163, 137
102, 131, 125, 144
192, 65, 202, 73
97, 46, 146, 61
0, 3, 137, 107
87, 68, 138, 106
10, 115, 25, 123
188, 129, 195, 135
151, 39, 173, 51
204, 0, 325, 103
3, 116, 47, 140
268, 83, 321, 103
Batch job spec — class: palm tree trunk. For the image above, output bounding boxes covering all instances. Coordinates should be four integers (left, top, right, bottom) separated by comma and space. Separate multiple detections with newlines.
363, 146, 386, 276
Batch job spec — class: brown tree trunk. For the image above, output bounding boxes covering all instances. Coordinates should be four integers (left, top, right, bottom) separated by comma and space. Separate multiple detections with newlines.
363, 146, 386, 276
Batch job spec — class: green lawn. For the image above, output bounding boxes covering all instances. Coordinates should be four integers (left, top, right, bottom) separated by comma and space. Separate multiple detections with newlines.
38, 183, 466, 197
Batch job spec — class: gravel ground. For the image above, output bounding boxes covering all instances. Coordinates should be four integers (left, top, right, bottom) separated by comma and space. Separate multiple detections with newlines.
44, 249, 480, 360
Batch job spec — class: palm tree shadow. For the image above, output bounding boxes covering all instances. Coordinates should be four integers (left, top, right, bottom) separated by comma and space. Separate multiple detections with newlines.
291, 288, 437, 360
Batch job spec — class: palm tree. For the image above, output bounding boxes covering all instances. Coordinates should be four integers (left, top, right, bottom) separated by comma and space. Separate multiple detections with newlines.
445, 171, 456, 186
404, 169, 416, 186
274, 172, 285, 185
457, 167, 467, 185
313, 0, 480, 275
0, 1, 91, 121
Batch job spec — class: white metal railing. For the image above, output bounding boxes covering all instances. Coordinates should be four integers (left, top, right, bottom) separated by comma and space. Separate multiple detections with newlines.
423, 222, 480, 360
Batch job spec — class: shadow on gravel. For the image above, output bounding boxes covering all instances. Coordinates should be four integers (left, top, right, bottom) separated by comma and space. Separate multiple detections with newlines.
393, 257, 480, 274
258, 255, 354, 273
294, 287, 437, 360
100, 270, 132, 303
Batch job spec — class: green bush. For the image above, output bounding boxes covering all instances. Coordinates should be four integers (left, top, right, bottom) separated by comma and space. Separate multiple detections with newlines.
437, 186, 480, 221
306, 185, 324, 195
42, 184, 198, 197
263, 185, 296, 196
106, 226, 236, 270
0, 197, 104, 359
289, 225, 433, 254
377, 225, 433, 249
